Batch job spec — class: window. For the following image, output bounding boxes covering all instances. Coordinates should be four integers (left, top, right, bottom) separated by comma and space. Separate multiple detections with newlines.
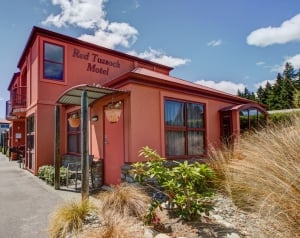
0, 124, 9, 129
165, 100, 205, 157
240, 108, 266, 132
67, 112, 81, 154
43, 42, 64, 81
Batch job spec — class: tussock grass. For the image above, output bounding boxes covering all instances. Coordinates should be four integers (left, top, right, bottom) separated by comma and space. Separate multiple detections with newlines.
83, 215, 144, 238
96, 182, 151, 219
48, 199, 96, 238
85, 183, 151, 238
209, 115, 300, 238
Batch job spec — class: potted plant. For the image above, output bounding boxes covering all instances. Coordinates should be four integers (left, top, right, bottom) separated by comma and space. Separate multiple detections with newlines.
105, 101, 122, 123
68, 113, 80, 128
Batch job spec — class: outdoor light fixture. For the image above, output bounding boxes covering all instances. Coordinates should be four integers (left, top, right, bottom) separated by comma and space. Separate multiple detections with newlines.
91, 115, 99, 122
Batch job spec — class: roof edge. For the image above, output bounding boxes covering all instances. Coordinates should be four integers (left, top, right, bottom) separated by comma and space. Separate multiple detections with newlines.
17, 26, 173, 72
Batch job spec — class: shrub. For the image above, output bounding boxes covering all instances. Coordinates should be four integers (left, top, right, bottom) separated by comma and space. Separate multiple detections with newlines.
38, 165, 69, 186
130, 146, 215, 221
208, 115, 300, 237
48, 199, 95, 238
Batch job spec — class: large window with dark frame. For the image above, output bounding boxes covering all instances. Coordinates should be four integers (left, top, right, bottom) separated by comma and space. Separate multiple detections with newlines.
165, 99, 205, 157
43, 42, 64, 81
67, 112, 81, 154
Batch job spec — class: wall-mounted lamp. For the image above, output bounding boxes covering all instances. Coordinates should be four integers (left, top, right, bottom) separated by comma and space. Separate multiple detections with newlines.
91, 115, 99, 122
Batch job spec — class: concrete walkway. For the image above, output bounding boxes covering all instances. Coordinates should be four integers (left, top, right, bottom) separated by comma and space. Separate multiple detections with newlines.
0, 153, 82, 238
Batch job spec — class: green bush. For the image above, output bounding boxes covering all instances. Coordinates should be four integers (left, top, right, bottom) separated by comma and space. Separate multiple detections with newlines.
130, 146, 215, 221
268, 111, 300, 124
38, 165, 69, 186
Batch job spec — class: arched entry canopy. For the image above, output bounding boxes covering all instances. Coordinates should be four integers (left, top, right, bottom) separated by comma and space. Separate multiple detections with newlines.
56, 84, 127, 106
219, 103, 268, 144
54, 84, 129, 200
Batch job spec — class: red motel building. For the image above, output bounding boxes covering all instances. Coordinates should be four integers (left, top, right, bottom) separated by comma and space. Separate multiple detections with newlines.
6, 26, 267, 186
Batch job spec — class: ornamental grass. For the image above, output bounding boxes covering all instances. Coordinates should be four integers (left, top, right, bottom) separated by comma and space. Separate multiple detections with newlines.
209, 115, 300, 238
96, 182, 151, 219
48, 199, 96, 238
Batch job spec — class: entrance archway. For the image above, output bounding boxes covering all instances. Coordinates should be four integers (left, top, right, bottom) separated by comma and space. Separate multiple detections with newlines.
54, 84, 127, 199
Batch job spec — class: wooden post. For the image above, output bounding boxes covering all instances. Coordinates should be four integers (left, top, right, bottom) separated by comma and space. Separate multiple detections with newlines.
81, 90, 89, 201
54, 104, 60, 190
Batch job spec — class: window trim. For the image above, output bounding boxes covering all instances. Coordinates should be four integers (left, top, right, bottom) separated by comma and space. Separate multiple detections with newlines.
164, 98, 206, 159
43, 41, 65, 82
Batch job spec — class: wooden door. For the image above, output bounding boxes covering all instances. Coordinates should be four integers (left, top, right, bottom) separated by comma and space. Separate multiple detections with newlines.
103, 104, 124, 185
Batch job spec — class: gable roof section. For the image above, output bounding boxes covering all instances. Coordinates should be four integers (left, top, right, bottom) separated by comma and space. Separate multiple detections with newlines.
17, 26, 173, 74
105, 67, 256, 105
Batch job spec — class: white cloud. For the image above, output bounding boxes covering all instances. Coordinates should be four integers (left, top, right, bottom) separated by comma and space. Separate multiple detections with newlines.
247, 14, 300, 47
79, 22, 138, 49
42, 0, 137, 49
42, 0, 108, 29
195, 79, 245, 95
256, 61, 265, 66
41, 0, 189, 66
255, 79, 276, 89
127, 48, 190, 67
133, 0, 140, 9
207, 39, 222, 47
270, 54, 300, 73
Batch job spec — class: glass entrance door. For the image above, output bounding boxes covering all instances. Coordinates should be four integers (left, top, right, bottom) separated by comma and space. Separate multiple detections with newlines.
26, 115, 35, 170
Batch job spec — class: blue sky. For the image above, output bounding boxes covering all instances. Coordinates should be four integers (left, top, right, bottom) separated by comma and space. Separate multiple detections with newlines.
1, 0, 300, 118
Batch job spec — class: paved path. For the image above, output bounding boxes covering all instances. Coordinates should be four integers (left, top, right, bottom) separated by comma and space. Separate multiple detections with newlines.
0, 153, 81, 238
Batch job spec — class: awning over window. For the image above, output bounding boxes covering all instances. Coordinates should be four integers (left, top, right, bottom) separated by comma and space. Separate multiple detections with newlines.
220, 103, 268, 114
56, 84, 128, 106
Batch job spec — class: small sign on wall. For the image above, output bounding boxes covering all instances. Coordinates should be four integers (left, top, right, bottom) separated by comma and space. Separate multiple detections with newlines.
15, 133, 22, 139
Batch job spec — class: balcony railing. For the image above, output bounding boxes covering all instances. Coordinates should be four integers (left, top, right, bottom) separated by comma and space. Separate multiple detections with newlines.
11, 91, 26, 107
6, 87, 27, 120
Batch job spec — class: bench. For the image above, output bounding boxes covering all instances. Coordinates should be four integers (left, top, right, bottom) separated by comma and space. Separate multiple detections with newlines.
62, 154, 94, 190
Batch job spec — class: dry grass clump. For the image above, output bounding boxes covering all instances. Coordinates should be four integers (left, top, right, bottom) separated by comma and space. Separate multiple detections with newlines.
84, 183, 151, 238
208, 115, 300, 238
96, 182, 151, 219
48, 199, 96, 238
83, 215, 144, 238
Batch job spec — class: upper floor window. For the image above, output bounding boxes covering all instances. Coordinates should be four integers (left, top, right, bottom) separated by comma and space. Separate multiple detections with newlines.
0, 124, 9, 129
165, 99, 205, 158
43, 42, 64, 81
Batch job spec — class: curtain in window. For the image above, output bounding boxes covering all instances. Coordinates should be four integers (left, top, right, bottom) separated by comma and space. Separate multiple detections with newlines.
165, 101, 184, 126
187, 103, 204, 128
166, 131, 185, 156
188, 131, 204, 155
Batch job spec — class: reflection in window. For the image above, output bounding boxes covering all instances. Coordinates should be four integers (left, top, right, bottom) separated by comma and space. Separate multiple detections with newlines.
43, 42, 64, 81
240, 108, 266, 132
165, 100, 205, 157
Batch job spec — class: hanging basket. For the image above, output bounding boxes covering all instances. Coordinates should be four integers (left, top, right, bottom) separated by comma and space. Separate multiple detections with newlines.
68, 117, 80, 128
105, 108, 122, 123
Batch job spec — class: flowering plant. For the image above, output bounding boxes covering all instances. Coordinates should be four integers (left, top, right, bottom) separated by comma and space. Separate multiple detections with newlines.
107, 101, 122, 109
